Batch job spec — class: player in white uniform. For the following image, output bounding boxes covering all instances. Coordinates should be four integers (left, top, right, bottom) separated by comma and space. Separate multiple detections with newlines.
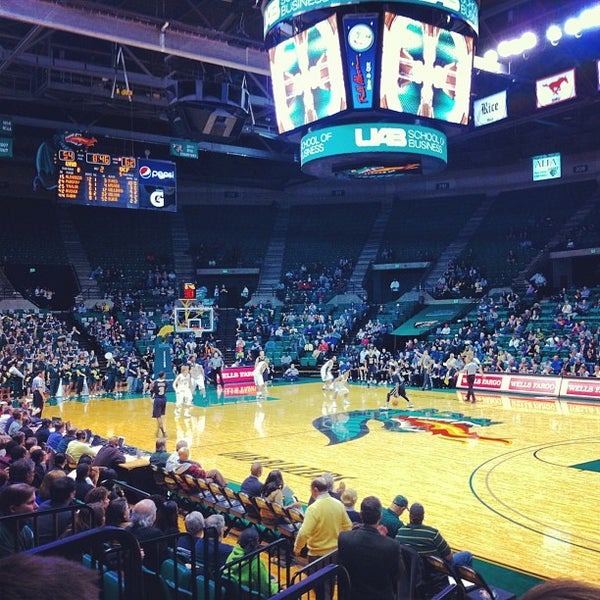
320, 357, 336, 390
253, 357, 270, 399
173, 364, 193, 417
332, 368, 350, 407
189, 359, 206, 399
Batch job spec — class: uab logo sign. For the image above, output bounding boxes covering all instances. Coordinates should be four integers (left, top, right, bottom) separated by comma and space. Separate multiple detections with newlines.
355, 127, 407, 148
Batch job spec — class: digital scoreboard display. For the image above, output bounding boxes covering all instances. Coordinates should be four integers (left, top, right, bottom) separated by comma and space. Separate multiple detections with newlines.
56, 151, 177, 212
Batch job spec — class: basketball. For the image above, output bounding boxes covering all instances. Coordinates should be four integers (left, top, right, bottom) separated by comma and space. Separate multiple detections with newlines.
391, 399, 399, 407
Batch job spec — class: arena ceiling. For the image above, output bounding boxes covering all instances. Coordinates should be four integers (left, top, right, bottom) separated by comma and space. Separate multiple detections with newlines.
0, 0, 599, 189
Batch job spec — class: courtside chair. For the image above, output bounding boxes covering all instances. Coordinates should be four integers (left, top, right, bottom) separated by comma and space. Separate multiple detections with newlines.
454, 564, 516, 600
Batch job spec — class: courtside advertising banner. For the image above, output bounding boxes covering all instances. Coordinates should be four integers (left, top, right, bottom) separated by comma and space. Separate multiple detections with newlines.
457, 372, 600, 401
536, 68, 576, 108
562, 378, 600, 398
456, 373, 503, 390
473, 90, 507, 126
222, 366, 255, 384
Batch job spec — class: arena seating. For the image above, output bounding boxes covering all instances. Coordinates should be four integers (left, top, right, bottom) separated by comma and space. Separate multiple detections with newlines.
183, 204, 276, 269
378, 195, 484, 264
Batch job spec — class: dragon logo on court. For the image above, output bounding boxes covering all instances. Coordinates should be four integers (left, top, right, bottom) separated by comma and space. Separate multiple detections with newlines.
313, 408, 511, 446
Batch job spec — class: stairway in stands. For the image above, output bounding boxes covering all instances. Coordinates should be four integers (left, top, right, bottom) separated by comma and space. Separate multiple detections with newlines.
171, 210, 195, 283
347, 198, 394, 296
252, 206, 289, 304
57, 207, 101, 301
217, 308, 239, 364
422, 193, 498, 292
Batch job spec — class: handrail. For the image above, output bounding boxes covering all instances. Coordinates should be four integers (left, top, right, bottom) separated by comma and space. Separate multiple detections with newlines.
25, 525, 144, 600
290, 549, 337, 585
270, 563, 350, 600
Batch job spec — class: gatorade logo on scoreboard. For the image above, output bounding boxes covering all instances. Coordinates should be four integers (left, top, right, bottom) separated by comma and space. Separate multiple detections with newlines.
140, 185, 176, 212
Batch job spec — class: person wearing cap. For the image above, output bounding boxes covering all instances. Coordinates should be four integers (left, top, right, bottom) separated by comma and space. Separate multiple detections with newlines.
338, 496, 405, 600
379, 495, 409, 538
226, 527, 279, 597
395, 502, 472, 567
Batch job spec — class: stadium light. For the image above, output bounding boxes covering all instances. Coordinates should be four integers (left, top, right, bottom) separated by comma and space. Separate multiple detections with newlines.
545, 24, 562, 45
496, 31, 538, 59
520, 31, 538, 51
493, 3, 600, 60
564, 16, 582, 37
579, 4, 600, 29
483, 49, 499, 63
497, 40, 512, 58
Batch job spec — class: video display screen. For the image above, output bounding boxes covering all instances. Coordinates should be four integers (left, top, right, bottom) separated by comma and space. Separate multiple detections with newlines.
379, 13, 474, 125
269, 15, 347, 134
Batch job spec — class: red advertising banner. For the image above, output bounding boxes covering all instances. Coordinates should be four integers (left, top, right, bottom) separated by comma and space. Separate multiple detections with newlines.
222, 366, 254, 384
507, 376, 558, 395
456, 372, 600, 401
456, 373, 503, 389
562, 378, 600, 398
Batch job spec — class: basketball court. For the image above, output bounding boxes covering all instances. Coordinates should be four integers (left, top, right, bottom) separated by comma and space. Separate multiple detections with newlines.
47, 380, 600, 587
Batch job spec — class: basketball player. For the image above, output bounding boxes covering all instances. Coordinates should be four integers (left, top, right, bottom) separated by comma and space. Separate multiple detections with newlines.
332, 368, 351, 407
253, 357, 270, 399
320, 356, 336, 391
173, 364, 193, 417
385, 364, 413, 409
189, 359, 206, 399
151, 371, 168, 438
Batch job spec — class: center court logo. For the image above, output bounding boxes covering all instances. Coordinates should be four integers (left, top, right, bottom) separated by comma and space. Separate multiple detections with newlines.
313, 408, 511, 445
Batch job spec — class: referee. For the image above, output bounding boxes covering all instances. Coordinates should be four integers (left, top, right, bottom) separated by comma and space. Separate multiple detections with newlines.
464, 355, 482, 403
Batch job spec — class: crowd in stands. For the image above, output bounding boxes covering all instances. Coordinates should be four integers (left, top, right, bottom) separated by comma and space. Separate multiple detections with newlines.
432, 259, 488, 300
275, 259, 353, 304
6, 286, 600, 411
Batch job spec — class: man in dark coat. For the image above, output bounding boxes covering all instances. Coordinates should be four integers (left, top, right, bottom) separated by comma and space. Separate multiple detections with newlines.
338, 495, 405, 600
92, 436, 126, 470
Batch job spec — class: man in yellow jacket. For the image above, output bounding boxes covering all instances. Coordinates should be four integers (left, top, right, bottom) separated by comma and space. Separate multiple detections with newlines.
294, 476, 352, 558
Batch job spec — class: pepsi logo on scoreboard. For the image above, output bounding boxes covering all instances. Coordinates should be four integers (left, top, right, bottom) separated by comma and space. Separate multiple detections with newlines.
138, 159, 176, 184
137, 158, 177, 212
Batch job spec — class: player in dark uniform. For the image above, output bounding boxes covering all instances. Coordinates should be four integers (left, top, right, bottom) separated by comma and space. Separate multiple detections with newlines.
151, 371, 168, 438
364, 347, 378, 387
47, 358, 60, 397
385, 363, 413, 409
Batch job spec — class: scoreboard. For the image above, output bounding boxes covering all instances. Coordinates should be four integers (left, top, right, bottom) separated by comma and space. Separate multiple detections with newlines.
56, 151, 177, 212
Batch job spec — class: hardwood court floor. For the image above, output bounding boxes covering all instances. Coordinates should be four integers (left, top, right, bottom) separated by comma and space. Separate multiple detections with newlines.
49, 381, 600, 586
